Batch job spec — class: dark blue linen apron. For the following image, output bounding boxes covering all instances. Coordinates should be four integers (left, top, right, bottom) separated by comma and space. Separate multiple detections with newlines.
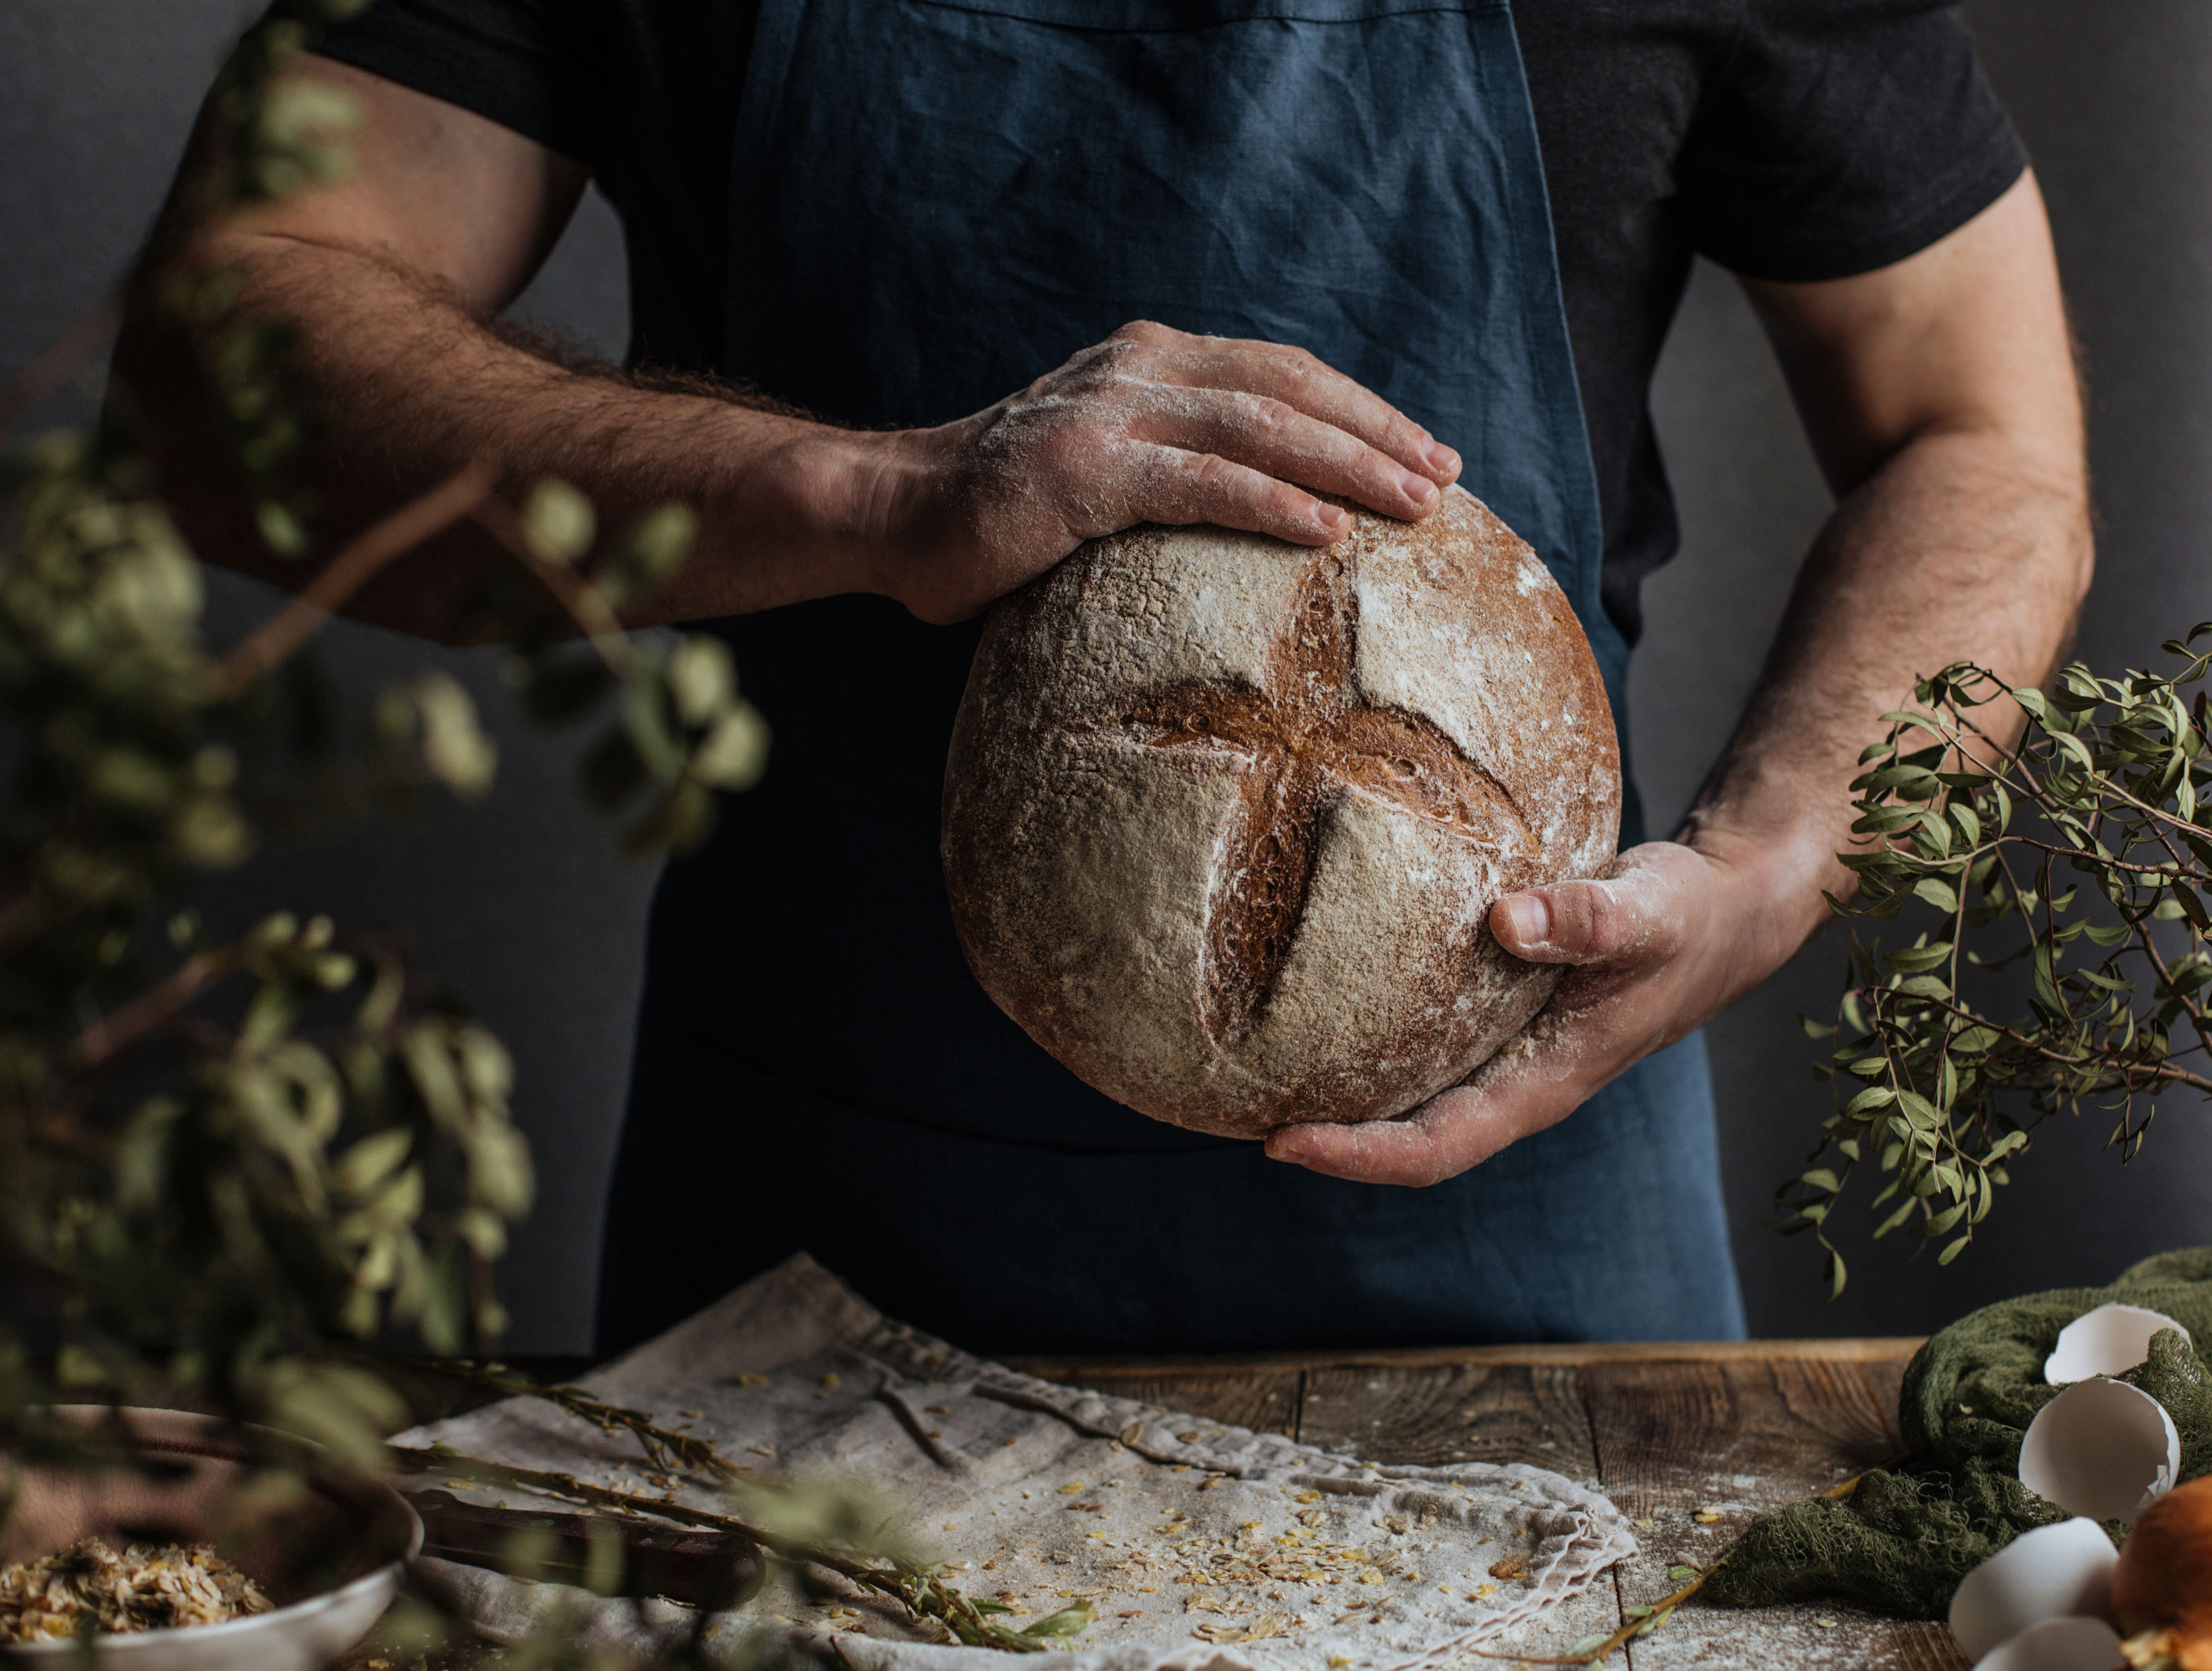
594, 0, 1746, 1355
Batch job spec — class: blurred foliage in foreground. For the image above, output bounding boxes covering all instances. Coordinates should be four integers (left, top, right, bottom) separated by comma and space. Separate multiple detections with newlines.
0, 2, 912, 1664
1778, 643, 2212, 1295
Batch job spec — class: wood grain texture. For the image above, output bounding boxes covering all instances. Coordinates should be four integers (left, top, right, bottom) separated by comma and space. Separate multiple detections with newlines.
1299, 1363, 1598, 1482
1301, 1362, 1627, 1670
1003, 1338, 1926, 1377
1581, 1358, 1960, 1671
1067, 1369, 1302, 1438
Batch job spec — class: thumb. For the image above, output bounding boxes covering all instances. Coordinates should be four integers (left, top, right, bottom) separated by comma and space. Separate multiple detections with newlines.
1491, 867, 1680, 966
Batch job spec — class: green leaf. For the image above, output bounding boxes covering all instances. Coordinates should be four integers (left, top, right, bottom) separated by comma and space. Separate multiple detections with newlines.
409, 671, 498, 798
1938, 1233, 1973, 1266
1914, 877, 1960, 913
600, 504, 698, 608
1020, 1604, 1095, 1639
666, 636, 736, 726
691, 702, 771, 791
1873, 1197, 1918, 1239
523, 478, 596, 563
1666, 1566, 1701, 1584
332, 1127, 414, 1197
2173, 881, 2212, 931
1842, 1085, 1895, 1118
1885, 943, 1955, 973
1921, 1201, 1968, 1237
1896, 1091, 1941, 1130
625, 779, 717, 855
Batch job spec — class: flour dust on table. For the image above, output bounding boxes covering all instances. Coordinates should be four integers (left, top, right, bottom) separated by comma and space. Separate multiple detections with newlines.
395, 1257, 1635, 1671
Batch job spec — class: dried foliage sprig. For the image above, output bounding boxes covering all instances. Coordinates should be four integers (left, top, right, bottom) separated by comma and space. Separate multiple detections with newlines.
392, 1445, 1095, 1653
1775, 640, 2212, 1292
385, 1354, 774, 1487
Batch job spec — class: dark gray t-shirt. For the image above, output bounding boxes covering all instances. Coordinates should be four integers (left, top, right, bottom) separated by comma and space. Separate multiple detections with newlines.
309, 0, 2027, 640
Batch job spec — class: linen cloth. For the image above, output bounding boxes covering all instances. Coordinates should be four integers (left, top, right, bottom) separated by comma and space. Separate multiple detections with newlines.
398, 1256, 1635, 1669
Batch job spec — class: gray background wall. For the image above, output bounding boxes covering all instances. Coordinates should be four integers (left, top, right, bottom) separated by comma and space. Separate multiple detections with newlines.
5, 0, 2208, 1350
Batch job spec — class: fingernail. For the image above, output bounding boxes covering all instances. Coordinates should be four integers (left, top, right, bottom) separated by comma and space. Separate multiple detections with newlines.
1425, 441, 1460, 477
1402, 472, 1438, 508
1314, 503, 1348, 536
1500, 894, 1550, 947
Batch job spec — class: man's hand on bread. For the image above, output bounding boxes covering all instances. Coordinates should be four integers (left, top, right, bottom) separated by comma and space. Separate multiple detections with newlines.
866, 319, 1461, 623
1264, 834, 1823, 1187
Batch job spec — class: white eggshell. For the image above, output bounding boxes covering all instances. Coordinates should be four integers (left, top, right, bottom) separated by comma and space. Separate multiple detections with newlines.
2045, 1304, 2192, 1384
1973, 1616, 2125, 1671
1949, 1518, 2117, 1662
2018, 1377, 2179, 1523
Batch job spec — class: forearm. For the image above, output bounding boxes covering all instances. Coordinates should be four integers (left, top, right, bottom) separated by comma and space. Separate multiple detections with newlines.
114, 233, 893, 640
1678, 423, 2093, 976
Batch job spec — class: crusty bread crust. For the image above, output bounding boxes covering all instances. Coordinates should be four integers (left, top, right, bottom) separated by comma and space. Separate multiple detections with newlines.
941, 488, 1621, 1138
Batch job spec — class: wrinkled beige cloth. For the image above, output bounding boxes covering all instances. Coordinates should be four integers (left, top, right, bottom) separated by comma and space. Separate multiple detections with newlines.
398, 1256, 1634, 1671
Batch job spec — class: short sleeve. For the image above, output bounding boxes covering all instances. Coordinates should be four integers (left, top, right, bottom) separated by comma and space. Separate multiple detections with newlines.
299, 0, 605, 170
1681, 0, 2028, 281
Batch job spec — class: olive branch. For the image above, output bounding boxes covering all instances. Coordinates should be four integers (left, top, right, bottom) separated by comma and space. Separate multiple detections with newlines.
1776, 636, 2212, 1292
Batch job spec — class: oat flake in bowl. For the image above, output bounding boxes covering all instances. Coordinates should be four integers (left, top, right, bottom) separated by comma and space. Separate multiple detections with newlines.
0, 1538, 274, 1643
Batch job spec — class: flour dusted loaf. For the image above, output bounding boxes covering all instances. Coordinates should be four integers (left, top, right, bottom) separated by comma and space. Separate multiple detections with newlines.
941, 488, 1621, 1138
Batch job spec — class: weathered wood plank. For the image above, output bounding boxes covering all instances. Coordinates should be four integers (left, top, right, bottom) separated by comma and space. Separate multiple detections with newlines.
1299, 1362, 1598, 1481
1005, 1338, 1925, 1377
1296, 1362, 1622, 1665
1014, 1365, 1303, 1438
1581, 1358, 1961, 1671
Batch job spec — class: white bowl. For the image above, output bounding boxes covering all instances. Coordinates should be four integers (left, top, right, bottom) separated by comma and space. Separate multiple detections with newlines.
1, 1406, 421, 1670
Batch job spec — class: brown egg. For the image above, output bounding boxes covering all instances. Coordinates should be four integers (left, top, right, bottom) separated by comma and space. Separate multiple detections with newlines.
2113, 1476, 2212, 1670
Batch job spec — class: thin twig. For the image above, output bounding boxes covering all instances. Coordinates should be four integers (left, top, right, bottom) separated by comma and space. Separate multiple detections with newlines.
382, 1353, 769, 1486
68, 950, 227, 1069
0, 300, 121, 435
206, 464, 493, 698
466, 497, 634, 668
1470, 1562, 1723, 1666
387, 1446, 1066, 1653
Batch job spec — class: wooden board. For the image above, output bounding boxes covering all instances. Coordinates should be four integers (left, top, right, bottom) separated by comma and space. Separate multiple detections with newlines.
1298, 1361, 1625, 1668
342, 1346, 1958, 1671
1039, 1368, 1302, 1439
1578, 1359, 1962, 1671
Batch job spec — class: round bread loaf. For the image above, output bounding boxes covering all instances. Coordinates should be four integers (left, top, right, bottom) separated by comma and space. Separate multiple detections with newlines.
941, 488, 1621, 1138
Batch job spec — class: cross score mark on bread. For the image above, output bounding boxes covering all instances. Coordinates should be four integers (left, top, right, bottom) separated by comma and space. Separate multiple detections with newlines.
1063, 552, 1530, 1047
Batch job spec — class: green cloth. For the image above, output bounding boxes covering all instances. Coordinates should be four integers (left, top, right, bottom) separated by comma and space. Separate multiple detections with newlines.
1704, 1248, 2212, 1617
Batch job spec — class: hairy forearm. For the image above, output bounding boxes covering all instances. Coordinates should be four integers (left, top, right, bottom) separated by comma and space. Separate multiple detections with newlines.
113, 234, 890, 640
1678, 426, 2093, 968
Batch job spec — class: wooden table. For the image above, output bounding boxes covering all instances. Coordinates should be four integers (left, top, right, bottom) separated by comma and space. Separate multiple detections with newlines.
344, 1339, 1969, 1671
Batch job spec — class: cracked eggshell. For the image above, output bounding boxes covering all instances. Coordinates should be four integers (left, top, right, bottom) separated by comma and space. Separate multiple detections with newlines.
2045, 1304, 2192, 1384
1973, 1616, 2126, 1671
1950, 1517, 2117, 1662
2019, 1378, 2180, 1524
